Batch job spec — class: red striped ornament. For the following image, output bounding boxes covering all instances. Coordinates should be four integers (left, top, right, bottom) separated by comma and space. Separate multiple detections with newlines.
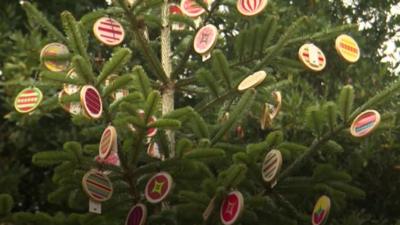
125, 203, 147, 225
298, 43, 326, 72
14, 87, 43, 113
350, 110, 381, 138
80, 85, 103, 119
236, 0, 268, 16
261, 149, 282, 187
82, 170, 113, 202
180, 0, 210, 18
93, 17, 125, 46
99, 126, 117, 159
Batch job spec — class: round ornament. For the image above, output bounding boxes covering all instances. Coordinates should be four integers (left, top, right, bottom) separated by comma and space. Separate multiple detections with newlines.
14, 87, 43, 113
40, 43, 70, 72
193, 24, 218, 55
125, 203, 147, 225
237, 70, 267, 91
350, 110, 381, 138
145, 172, 173, 203
80, 85, 103, 119
236, 0, 267, 16
261, 149, 283, 185
335, 34, 360, 63
93, 17, 125, 46
63, 69, 80, 95
99, 126, 117, 159
220, 191, 244, 225
58, 90, 82, 115
298, 43, 326, 71
169, 4, 185, 30
312, 195, 331, 225
82, 170, 113, 202
180, 0, 210, 17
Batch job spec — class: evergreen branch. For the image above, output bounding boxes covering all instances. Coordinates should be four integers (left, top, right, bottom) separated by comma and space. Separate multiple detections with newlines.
72, 55, 96, 84
175, 77, 197, 88
79, 7, 124, 28
61, 11, 90, 61
273, 193, 308, 222
40, 71, 85, 85
102, 74, 134, 97
96, 48, 132, 86
116, 0, 169, 84
195, 89, 238, 113
20, 1, 67, 43
132, 66, 152, 98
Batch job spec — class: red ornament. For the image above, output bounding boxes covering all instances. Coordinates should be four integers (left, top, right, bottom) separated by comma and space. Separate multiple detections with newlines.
220, 191, 244, 225
125, 203, 147, 225
144, 172, 173, 203
180, 0, 210, 18
193, 24, 218, 55
80, 85, 103, 119
93, 17, 125, 46
236, 0, 268, 16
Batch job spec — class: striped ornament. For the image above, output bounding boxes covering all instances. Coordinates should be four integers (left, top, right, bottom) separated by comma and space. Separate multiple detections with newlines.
80, 85, 103, 119
125, 203, 147, 225
40, 43, 70, 72
335, 34, 360, 63
14, 87, 43, 113
93, 17, 125, 46
350, 110, 380, 138
298, 43, 326, 71
180, 0, 209, 17
236, 0, 268, 16
261, 149, 282, 183
99, 126, 117, 159
82, 170, 113, 202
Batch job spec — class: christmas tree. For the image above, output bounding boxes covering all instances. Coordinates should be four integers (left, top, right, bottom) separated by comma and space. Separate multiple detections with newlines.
2, 0, 400, 225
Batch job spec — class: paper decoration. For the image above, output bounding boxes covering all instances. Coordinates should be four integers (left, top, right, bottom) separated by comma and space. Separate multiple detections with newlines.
93, 17, 125, 46
147, 142, 164, 160
89, 199, 102, 214
58, 90, 82, 115
350, 110, 381, 138
180, 0, 210, 17
312, 195, 331, 225
96, 152, 120, 167
261, 149, 283, 187
236, 0, 267, 16
145, 172, 173, 203
105, 74, 129, 100
40, 43, 70, 72
99, 126, 117, 159
193, 24, 218, 61
82, 170, 113, 202
220, 191, 244, 225
14, 87, 43, 113
169, 4, 186, 30
125, 203, 147, 225
260, 91, 282, 130
237, 70, 267, 91
80, 85, 103, 119
335, 34, 360, 63
298, 43, 326, 71
63, 69, 80, 95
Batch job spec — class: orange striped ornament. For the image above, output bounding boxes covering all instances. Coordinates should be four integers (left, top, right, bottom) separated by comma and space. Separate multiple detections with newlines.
335, 34, 360, 63
14, 87, 43, 113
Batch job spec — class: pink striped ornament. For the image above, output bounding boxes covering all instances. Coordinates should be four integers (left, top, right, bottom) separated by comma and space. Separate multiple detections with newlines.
93, 17, 125, 46
237, 0, 268, 16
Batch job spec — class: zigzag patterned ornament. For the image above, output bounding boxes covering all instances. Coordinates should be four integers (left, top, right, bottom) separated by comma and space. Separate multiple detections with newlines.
194, 24, 218, 61
80, 85, 103, 119
180, 0, 210, 18
261, 149, 283, 188
237, 0, 268, 16
298, 43, 326, 72
40, 43, 70, 72
82, 170, 113, 214
335, 34, 360, 63
145, 172, 173, 204
220, 191, 244, 225
93, 17, 125, 46
312, 195, 331, 225
350, 110, 381, 138
125, 203, 147, 225
58, 90, 81, 115
14, 87, 43, 114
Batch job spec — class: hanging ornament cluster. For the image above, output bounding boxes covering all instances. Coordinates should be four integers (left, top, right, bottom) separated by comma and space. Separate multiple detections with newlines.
311, 195, 331, 225
298, 34, 360, 71
350, 110, 381, 138
93, 17, 125, 46
261, 149, 283, 188
194, 24, 219, 61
